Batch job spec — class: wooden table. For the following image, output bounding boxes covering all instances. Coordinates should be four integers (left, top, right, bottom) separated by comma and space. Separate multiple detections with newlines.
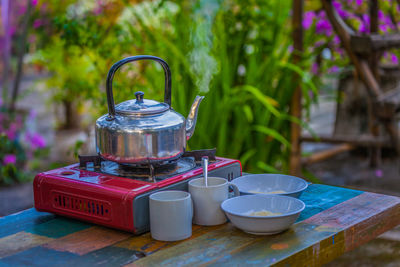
1, 184, 399, 266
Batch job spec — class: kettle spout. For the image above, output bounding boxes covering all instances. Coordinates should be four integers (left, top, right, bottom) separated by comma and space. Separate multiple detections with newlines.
186, 95, 205, 140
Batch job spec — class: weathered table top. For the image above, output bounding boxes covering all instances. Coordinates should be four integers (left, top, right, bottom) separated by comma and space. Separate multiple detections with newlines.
0, 184, 399, 266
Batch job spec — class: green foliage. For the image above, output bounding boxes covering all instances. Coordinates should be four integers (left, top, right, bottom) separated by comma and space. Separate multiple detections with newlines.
0, 131, 48, 185
0, 105, 48, 185
115, 0, 316, 173
68, 140, 84, 159
31, 1, 135, 119
0, 135, 26, 185
33, 0, 317, 173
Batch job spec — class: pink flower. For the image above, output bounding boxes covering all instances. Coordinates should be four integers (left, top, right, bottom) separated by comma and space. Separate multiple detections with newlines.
383, 51, 388, 58
5, 123, 18, 140
9, 26, 16, 36
316, 20, 332, 36
32, 0, 38, 6
356, 0, 363, 5
328, 65, 339, 73
379, 24, 388, 33
338, 9, 349, 18
3, 154, 16, 165
311, 62, 319, 74
337, 48, 344, 57
18, 6, 27, 15
93, 7, 103, 15
303, 11, 315, 29
378, 10, 384, 20
315, 12, 333, 36
391, 54, 399, 65
6, 130, 17, 140
33, 19, 42, 29
332, 1, 341, 9
26, 132, 46, 149
332, 1, 348, 18
333, 35, 341, 45
377, 13, 394, 31
359, 22, 368, 33
362, 14, 370, 28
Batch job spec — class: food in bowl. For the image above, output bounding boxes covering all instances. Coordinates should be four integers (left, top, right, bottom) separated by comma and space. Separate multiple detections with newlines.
245, 209, 282, 217
221, 194, 305, 235
231, 174, 308, 198
249, 190, 287, 194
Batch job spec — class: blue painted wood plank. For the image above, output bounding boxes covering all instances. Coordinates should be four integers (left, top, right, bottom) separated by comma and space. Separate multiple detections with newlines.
0, 246, 78, 267
0, 209, 55, 238
67, 246, 144, 266
26, 217, 92, 238
297, 184, 363, 222
0, 246, 143, 267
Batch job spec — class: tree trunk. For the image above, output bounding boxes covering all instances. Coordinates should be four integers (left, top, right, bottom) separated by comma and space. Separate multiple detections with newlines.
62, 100, 80, 129
1, 0, 11, 102
9, 0, 33, 113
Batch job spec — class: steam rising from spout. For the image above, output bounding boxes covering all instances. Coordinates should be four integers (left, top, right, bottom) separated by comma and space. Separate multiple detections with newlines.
189, 0, 220, 93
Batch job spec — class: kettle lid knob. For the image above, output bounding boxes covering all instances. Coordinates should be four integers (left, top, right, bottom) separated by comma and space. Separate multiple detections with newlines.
135, 91, 144, 103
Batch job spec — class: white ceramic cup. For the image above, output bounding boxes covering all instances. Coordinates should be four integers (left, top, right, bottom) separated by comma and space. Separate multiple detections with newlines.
149, 190, 193, 241
189, 177, 240, 226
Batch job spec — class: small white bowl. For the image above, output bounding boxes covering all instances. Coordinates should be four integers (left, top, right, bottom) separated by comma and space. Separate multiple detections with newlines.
221, 194, 305, 235
230, 174, 308, 198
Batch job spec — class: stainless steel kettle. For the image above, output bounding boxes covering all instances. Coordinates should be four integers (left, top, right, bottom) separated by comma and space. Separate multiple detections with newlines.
95, 55, 204, 165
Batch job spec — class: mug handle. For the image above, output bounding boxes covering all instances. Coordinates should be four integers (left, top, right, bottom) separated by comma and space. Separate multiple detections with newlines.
228, 183, 240, 197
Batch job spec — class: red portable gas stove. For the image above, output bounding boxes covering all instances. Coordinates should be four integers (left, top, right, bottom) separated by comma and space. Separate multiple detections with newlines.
33, 149, 241, 234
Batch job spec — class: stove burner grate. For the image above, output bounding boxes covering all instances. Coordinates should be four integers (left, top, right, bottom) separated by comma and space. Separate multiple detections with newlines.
78, 149, 216, 182
83, 157, 196, 181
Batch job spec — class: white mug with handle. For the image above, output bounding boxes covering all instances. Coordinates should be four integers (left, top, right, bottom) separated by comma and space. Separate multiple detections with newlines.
189, 177, 240, 226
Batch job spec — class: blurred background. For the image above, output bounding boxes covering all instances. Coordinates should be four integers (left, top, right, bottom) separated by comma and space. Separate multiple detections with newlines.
0, 0, 399, 265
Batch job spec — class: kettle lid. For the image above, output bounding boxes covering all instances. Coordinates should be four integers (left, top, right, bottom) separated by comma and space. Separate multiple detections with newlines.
115, 91, 169, 116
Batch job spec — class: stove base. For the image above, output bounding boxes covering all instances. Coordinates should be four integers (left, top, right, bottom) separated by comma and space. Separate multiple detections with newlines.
33, 158, 241, 233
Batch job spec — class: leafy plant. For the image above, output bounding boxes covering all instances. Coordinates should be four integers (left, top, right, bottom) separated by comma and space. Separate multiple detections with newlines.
32, 0, 318, 173
115, 0, 317, 173
0, 104, 48, 185
31, 0, 132, 128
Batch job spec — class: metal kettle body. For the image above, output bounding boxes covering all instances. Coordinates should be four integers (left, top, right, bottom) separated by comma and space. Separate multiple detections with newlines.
95, 55, 204, 165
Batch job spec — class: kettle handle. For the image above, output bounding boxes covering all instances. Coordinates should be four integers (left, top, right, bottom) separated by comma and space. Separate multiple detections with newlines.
105, 55, 172, 120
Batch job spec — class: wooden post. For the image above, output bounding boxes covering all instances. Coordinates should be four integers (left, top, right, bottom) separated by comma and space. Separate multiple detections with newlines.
289, 0, 303, 176
368, 0, 381, 167
369, 0, 379, 80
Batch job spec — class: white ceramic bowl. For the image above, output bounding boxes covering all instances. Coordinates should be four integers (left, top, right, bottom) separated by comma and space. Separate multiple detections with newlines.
221, 194, 305, 235
230, 174, 308, 198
